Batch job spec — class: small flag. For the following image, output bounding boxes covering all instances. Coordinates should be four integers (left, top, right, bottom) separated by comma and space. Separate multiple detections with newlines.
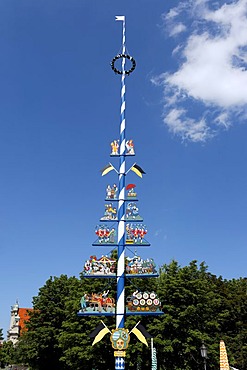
131, 322, 152, 346
115, 16, 125, 21
89, 322, 110, 346
101, 163, 114, 176
130, 164, 146, 178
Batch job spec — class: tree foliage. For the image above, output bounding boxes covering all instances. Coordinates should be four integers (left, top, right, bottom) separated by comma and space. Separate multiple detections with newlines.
0, 341, 17, 368
11, 261, 247, 370
17, 275, 82, 370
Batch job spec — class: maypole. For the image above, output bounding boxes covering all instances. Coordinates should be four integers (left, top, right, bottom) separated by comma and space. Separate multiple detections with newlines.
78, 16, 163, 370
116, 14, 127, 331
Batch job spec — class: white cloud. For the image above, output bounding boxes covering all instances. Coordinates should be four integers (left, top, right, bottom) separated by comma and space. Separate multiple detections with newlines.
169, 23, 186, 37
155, 0, 247, 142
164, 108, 212, 142
214, 112, 231, 129
163, 3, 187, 37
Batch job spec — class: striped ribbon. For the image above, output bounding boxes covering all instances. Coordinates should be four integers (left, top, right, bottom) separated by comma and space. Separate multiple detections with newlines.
152, 347, 157, 370
116, 15, 126, 330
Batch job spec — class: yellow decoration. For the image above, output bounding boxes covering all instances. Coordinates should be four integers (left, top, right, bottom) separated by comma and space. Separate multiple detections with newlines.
110, 328, 130, 350
114, 351, 126, 357
220, 340, 230, 370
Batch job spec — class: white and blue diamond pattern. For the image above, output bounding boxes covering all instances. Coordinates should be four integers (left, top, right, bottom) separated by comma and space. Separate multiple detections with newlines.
115, 357, 125, 370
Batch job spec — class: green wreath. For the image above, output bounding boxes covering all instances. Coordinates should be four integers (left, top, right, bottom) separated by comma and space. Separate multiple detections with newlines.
111, 54, 136, 75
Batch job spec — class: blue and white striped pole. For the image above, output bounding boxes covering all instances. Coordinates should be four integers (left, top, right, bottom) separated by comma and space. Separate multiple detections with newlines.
115, 15, 126, 370
115, 14, 126, 331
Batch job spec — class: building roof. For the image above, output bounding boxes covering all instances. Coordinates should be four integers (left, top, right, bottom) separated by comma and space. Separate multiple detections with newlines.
18, 308, 33, 335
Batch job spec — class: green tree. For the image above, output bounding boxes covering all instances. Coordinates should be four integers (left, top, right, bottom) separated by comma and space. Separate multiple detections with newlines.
147, 260, 228, 370
217, 277, 247, 369
17, 273, 118, 370
17, 275, 82, 370
58, 273, 117, 370
0, 329, 3, 368
15, 261, 247, 370
0, 341, 17, 368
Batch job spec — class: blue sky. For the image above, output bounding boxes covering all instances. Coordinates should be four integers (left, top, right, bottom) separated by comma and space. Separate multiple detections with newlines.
1, 0, 247, 339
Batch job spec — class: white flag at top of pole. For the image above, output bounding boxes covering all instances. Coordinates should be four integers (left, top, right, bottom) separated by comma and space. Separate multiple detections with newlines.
115, 15, 125, 21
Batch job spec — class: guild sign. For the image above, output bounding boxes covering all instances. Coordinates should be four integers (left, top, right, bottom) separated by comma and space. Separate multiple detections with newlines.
110, 139, 135, 156
126, 290, 163, 314
110, 328, 130, 352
